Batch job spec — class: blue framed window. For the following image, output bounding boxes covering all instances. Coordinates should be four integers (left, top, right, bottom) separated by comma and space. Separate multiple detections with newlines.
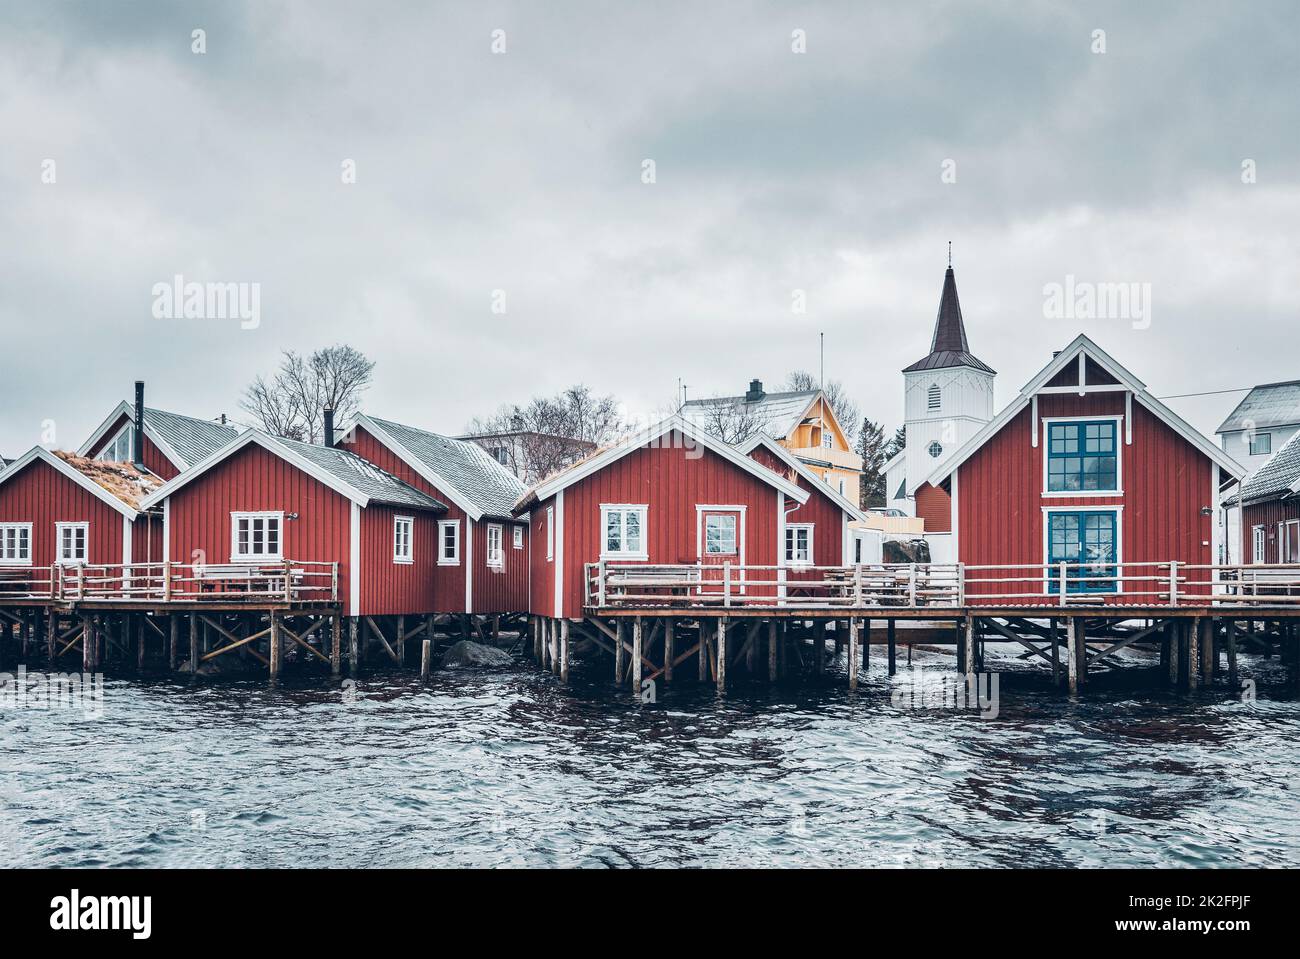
1048, 510, 1117, 593
1047, 420, 1118, 492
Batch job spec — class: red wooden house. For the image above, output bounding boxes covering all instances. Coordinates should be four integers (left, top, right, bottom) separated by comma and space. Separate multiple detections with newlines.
79, 381, 238, 481
138, 430, 446, 616
738, 433, 867, 572
0, 446, 164, 594
334, 414, 530, 616
1236, 430, 1300, 564
923, 335, 1245, 602
512, 415, 809, 618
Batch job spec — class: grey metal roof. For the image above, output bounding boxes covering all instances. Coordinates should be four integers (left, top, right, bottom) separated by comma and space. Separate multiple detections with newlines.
1239, 429, 1300, 503
271, 435, 447, 511
680, 389, 818, 441
1215, 381, 1300, 434
142, 407, 239, 467
367, 416, 526, 519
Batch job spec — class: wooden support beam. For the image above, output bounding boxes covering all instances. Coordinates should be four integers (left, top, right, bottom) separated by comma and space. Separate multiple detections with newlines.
47, 611, 57, 666
1200, 617, 1214, 683
81, 616, 94, 672
560, 619, 570, 684
396, 615, 406, 667
168, 616, 178, 671
364, 617, 402, 665
189, 613, 199, 674
1187, 620, 1200, 690
768, 620, 778, 682
964, 618, 976, 676
200, 626, 271, 663
421, 638, 432, 681
283, 619, 331, 664
1227, 623, 1238, 686
1168, 620, 1179, 686
348, 617, 359, 675
698, 620, 708, 681
664, 620, 675, 683
887, 619, 896, 676
331, 615, 342, 677
269, 615, 281, 678
137, 615, 146, 670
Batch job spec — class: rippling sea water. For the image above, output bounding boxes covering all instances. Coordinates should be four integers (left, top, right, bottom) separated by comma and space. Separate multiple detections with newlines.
2, 645, 1298, 868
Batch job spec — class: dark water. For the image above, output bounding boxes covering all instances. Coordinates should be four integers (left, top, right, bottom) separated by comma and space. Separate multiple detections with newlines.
2, 646, 1298, 868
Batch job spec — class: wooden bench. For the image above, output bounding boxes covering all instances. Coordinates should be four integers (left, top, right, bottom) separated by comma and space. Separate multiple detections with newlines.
193, 564, 305, 598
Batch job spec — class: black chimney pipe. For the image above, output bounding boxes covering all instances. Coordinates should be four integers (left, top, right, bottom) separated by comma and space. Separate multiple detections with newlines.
133, 381, 146, 468
324, 406, 335, 448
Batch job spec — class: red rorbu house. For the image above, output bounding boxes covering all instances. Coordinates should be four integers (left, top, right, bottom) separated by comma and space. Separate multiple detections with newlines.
512, 414, 810, 620
1236, 430, 1300, 564
923, 334, 1245, 604
334, 414, 530, 620
78, 381, 239, 481
137, 429, 447, 618
0, 446, 164, 597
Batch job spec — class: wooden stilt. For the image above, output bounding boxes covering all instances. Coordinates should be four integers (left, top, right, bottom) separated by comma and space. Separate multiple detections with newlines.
560, 620, 570, 684
861, 617, 870, 670
1050, 617, 1061, 686
348, 617, 359, 675
698, 620, 708, 681
632, 617, 643, 691
189, 613, 199, 674
848, 618, 859, 690
813, 623, 823, 675
533, 616, 543, 663
1187, 619, 1200, 690
664, 620, 675, 683
81, 615, 93, 673
137, 615, 146, 671
269, 614, 281, 679
1066, 617, 1080, 695
716, 618, 727, 695
47, 611, 57, 666
964, 618, 976, 675
1227, 624, 1238, 686
1168, 620, 1180, 685
614, 619, 625, 680
887, 619, 896, 676
396, 615, 406, 667
331, 615, 341, 676
421, 639, 432, 681
768, 621, 778, 682
1076, 617, 1087, 686
1200, 618, 1214, 683
550, 619, 560, 676
168, 615, 178, 671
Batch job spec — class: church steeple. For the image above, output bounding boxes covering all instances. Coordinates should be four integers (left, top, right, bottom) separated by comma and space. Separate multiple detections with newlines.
902, 261, 995, 374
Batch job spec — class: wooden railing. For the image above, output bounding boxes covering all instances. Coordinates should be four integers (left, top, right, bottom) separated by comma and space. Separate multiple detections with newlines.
584, 561, 1300, 610
0, 561, 338, 604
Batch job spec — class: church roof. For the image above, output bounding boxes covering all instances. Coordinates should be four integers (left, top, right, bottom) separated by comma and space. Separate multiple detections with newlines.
903, 266, 995, 375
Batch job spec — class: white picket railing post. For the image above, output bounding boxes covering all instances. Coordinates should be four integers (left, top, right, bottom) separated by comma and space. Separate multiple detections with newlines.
956, 562, 965, 607
598, 560, 607, 607
1169, 560, 1180, 607
723, 562, 732, 608
908, 564, 917, 608
1058, 561, 1068, 606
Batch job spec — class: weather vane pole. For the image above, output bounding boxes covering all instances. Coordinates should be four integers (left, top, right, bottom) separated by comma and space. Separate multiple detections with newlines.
948, 240, 952, 267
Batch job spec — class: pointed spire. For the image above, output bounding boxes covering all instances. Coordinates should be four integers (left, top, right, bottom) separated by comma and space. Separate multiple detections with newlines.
902, 259, 995, 374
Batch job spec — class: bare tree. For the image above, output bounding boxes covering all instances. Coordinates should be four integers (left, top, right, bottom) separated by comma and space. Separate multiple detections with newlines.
241, 345, 375, 443
690, 396, 767, 445
466, 384, 628, 482
785, 370, 861, 446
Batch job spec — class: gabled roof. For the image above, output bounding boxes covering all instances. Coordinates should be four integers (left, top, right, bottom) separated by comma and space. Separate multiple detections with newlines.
1239, 430, 1300, 504
0, 446, 156, 519
78, 402, 239, 469
344, 414, 526, 521
139, 430, 446, 512
925, 334, 1246, 488
1216, 380, 1300, 434
680, 389, 823, 442
903, 266, 995, 375
513, 414, 810, 513
738, 433, 867, 521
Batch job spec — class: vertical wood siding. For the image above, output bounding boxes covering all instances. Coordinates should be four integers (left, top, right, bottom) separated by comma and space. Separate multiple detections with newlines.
1241, 499, 1300, 563
359, 504, 440, 615
529, 498, 557, 617
915, 482, 952, 532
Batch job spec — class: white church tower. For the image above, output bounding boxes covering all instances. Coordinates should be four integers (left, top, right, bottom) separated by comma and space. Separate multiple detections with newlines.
886, 260, 995, 514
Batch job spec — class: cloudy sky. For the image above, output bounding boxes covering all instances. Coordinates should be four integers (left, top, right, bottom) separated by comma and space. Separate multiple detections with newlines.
2, 0, 1297, 458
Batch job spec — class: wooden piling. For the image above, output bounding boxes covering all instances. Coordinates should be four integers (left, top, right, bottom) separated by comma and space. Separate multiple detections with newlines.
848, 618, 859, 690
813, 623, 823, 675
768, 620, 778, 682
47, 611, 57, 666
632, 616, 643, 690
269, 615, 281, 679
81, 615, 93, 672
1066, 617, 1080, 695
396, 615, 406, 667
420, 639, 432, 681
698, 619, 708, 681
533, 616, 543, 663
1200, 618, 1214, 683
560, 620, 570, 684
614, 619, 625, 681
331, 615, 342, 676
348, 617, 359, 675
716, 618, 727, 695
887, 619, 896, 676
1187, 619, 1200, 690
1227, 625, 1238, 686
550, 619, 560, 676
137, 615, 146, 671
168, 615, 178, 671
188, 613, 198, 675
963, 619, 975, 676
664, 619, 675, 683
861, 617, 870, 670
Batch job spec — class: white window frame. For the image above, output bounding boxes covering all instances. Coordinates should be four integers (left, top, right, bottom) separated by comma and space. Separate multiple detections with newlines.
546, 506, 555, 561
1252, 525, 1265, 565
785, 523, 814, 566
393, 515, 414, 564
55, 522, 90, 565
600, 504, 649, 560
512, 525, 524, 549
99, 423, 133, 462
1040, 505, 1124, 595
1041, 415, 1124, 498
821, 430, 834, 450
1249, 432, 1272, 456
230, 511, 284, 563
438, 519, 460, 565
0, 522, 33, 566
487, 523, 504, 568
